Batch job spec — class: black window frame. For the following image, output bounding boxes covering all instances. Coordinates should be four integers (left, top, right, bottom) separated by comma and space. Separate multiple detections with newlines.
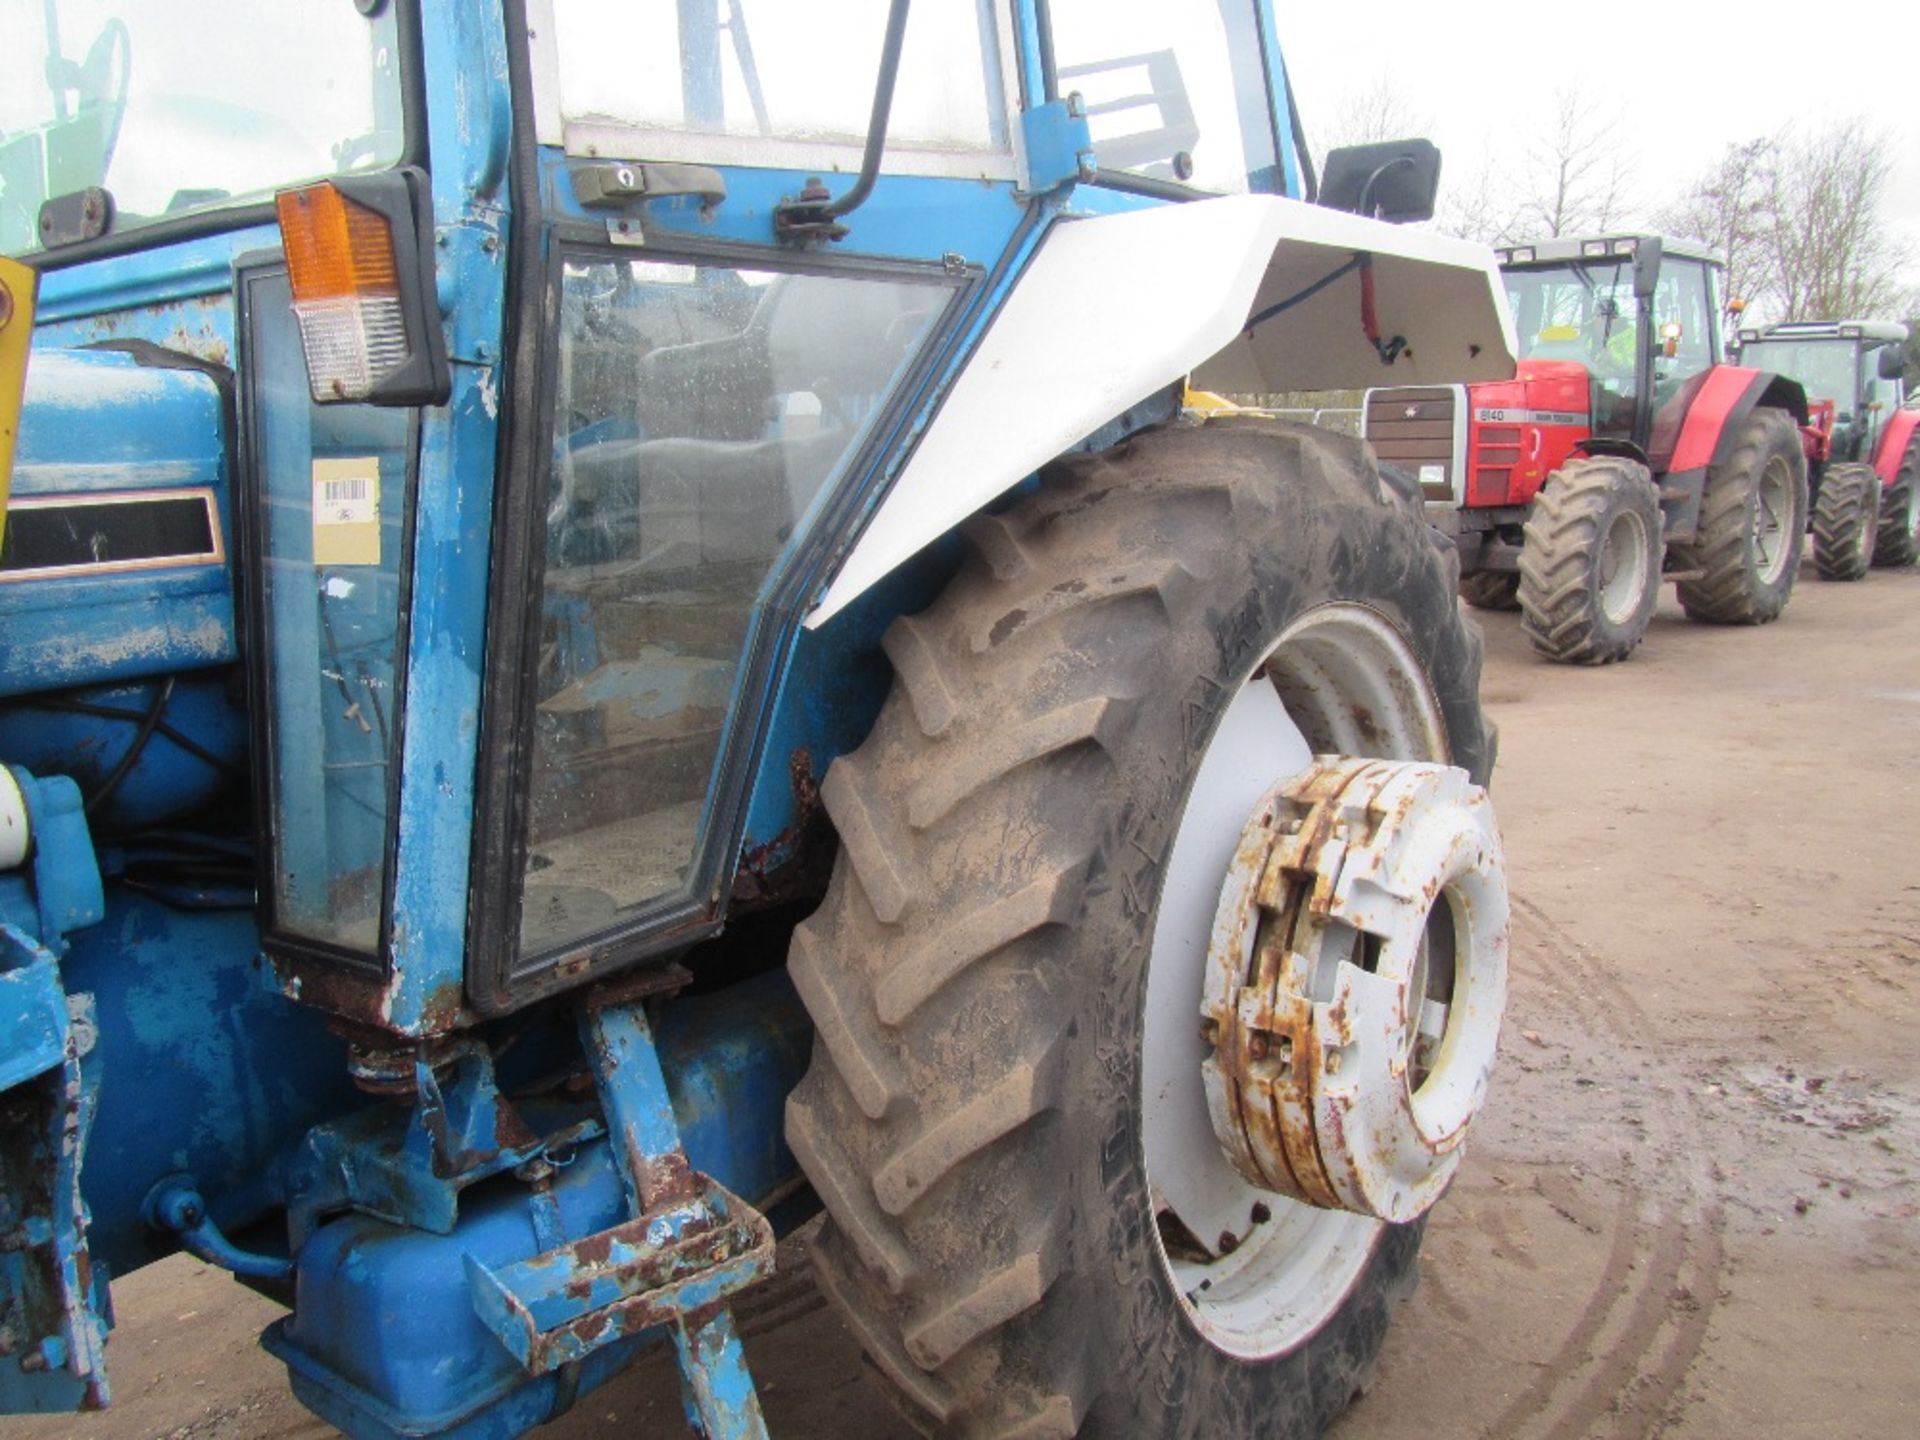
234, 257, 425, 981
465, 226, 980, 1016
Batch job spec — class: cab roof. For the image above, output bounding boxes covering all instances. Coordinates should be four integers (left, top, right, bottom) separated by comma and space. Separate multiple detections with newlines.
1495, 234, 1724, 269
1739, 319, 1910, 346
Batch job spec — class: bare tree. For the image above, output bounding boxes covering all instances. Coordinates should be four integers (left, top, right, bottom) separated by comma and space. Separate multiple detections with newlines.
1321, 76, 1431, 151
1508, 88, 1630, 241
1433, 150, 1518, 246
1654, 137, 1773, 310
1763, 122, 1913, 321
1660, 118, 1916, 326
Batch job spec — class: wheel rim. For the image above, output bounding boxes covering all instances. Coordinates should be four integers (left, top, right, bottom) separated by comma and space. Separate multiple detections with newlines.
1753, 456, 1794, 583
1140, 603, 1498, 1361
1906, 485, 1920, 544
1597, 507, 1651, 624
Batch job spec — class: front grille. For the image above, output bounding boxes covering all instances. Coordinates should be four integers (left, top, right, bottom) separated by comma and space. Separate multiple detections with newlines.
1365, 387, 1458, 502
1474, 424, 1524, 501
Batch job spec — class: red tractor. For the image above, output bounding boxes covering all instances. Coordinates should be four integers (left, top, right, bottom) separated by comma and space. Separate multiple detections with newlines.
1732, 321, 1918, 578
1365, 235, 1811, 664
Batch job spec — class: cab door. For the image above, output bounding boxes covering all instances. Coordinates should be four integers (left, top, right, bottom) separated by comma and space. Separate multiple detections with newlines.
1644, 258, 1717, 461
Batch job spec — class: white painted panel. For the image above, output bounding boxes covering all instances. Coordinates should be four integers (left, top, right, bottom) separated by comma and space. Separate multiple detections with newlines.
807, 195, 1516, 627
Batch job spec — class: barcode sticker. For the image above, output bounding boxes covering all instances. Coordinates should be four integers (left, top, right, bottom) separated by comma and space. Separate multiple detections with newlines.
312, 457, 380, 565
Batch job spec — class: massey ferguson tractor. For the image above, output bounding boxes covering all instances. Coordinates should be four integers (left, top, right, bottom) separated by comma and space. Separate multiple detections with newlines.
0, 4, 1517, 1437
1366, 235, 1812, 664
1733, 320, 1918, 578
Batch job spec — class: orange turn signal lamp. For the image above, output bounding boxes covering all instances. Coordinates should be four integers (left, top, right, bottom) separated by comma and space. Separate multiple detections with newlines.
274, 169, 448, 407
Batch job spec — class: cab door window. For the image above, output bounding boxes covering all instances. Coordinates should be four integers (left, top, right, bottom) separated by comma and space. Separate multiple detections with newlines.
1045, 0, 1275, 192
1652, 260, 1714, 387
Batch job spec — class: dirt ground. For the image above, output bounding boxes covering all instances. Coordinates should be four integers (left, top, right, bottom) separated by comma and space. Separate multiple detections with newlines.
16, 565, 1919, 1440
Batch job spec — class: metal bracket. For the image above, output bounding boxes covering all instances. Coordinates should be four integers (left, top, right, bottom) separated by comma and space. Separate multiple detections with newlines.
1019, 94, 1095, 196
463, 991, 772, 1439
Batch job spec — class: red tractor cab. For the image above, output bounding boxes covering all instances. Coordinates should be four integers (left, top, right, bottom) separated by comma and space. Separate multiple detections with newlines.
1733, 320, 1918, 577
1366, 235, 1811, 664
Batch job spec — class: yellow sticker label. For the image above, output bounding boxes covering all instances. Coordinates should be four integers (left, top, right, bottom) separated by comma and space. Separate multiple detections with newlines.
312, 456, 381, 567
0, 254, 40, 554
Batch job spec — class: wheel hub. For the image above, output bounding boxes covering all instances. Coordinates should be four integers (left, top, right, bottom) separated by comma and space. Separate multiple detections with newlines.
1200, 756, 1507, 1225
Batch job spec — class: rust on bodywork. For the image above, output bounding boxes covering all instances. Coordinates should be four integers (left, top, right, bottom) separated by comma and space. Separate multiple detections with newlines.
732, 748, 831, 909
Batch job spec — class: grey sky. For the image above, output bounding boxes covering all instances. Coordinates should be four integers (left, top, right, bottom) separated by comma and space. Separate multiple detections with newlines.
1278, 3, 1920, 287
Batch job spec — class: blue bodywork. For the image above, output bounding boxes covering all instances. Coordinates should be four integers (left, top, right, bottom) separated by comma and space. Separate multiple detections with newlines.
0, 1, 1313, 1434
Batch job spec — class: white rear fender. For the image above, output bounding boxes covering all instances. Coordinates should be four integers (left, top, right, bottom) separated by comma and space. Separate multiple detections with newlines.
807, 194, 1516, 628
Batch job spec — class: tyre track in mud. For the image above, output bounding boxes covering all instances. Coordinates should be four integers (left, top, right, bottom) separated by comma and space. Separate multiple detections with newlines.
1476, 894, 1726, 1440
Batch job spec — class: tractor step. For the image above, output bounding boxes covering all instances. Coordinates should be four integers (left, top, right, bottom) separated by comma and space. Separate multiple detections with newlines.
464, 1174, 772, 1375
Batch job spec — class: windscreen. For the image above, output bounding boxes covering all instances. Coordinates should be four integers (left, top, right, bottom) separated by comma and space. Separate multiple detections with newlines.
1504, 261, 1636, 368
1740, 340, 1858, 413
0, 3, 404, 255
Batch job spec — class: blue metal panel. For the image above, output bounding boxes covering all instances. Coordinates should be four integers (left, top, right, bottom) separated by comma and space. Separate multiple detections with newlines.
58, 892, 362, 1280
0, 348, 233, 697
1010, 0, 1048, 106
1253, 1, 1304, 198
0, 675, 245, 833
738, 538, 959, 869
31, 225, 277, 325
269, 1159, 644, 1440
1020, 99, 1096, 193
539, 149, 1028, 269
375, 0, 514, 1034
264, 972, 807, 1440
29, 290, 236, 369
0, 926, 69, 1093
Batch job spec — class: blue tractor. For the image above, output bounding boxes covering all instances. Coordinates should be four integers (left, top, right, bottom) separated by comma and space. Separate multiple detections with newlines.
0, 3, 1518, 1435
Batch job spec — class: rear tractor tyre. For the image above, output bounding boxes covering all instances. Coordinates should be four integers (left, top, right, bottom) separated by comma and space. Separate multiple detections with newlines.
1811, 462, 1881, 580
1460, 570, 1522, 611
1515, 456, 1662, 664
1872, 435, 1920, 568
1674, 406, 1807, 624
784, 419, 1506, 1438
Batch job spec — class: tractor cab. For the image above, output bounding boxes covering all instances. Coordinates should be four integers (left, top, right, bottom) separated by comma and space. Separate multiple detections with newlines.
1734, 320, 1909, 465
1497, 235, 1722, 455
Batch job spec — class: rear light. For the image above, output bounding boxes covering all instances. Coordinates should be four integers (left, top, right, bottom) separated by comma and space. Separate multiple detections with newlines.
1508, 246, 1535, 264
273, 169, 449, 407
1581, 239, 1610, 257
